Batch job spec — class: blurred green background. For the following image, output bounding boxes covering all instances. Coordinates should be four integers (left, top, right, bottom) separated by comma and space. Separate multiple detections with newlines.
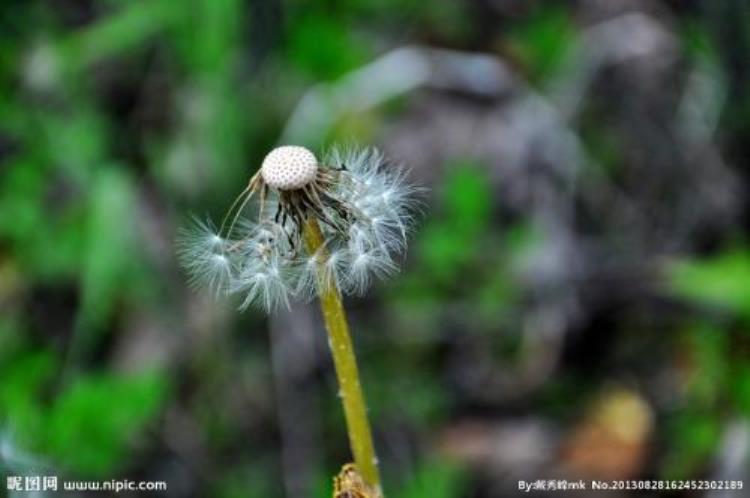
2, 0, 750, 496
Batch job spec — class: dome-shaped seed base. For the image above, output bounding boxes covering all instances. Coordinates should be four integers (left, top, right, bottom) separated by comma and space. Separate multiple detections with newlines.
261, 146, 318, 190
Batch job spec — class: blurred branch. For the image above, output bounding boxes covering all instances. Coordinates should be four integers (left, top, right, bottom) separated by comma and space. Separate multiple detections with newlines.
270, 305, 324, 498
60, 1, 178, 69
281, 46, 517, 145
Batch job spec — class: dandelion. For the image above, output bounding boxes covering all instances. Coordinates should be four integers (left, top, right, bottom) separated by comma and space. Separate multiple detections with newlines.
177, 145, 418, 311
177, 144, 420, 496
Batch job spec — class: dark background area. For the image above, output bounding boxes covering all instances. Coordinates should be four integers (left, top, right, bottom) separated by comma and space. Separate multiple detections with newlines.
1, 0, 750, 496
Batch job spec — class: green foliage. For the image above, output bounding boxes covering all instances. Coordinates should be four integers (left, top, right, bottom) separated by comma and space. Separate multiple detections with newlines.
663, 249, 750, 478
680, 19, 720, 63
395, 459, 466, 498
660, 324, 748, 478
474, 222, 538, 320
663, 411, 721, 480
61, 1, 176, 69
45, 372, 168, 475
353, 0, 469, 41
0, 350, 57, 440
505, 7, 576, 83
0, 317, 24, 363
414, 164, 491, 285
684, 324, 729, 406
214, 461, 276, 498
41, 111, 108, 185
579, 119, 624, 176
367, 359, 449, 426
394, 162, 527, 330
0, 346, 167, 476
77, 168, 139, 337
667, 249, 750, 320
178, 0, 241, 75
286, 14, 369, 81
730, 361, 750, 416
0, 160, 47, 260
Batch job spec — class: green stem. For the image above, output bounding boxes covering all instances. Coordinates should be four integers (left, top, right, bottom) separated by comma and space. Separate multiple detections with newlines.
302, 218, 382, 495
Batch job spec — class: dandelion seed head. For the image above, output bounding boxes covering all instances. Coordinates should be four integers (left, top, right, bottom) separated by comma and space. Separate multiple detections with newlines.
261, 145, 318, 190
178, 144, 421, 312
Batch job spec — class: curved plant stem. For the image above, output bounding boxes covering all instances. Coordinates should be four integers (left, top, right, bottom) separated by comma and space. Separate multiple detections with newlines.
302, 218, 383, 495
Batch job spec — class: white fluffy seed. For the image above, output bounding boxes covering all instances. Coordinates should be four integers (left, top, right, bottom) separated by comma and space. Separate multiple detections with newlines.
260, 145, 318, 190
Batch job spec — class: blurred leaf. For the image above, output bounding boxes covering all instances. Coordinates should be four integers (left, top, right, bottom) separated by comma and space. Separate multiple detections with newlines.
160, 0, 247, 195
351, 0, 468, 38
415, 165, 491, 284
395, 459, 465, 498
0, 158, 45, 245
680, 20, 720, 63
46, 371, 168, 476
730, 361, 750, 416
0, 160, 87, 279
189, 0, 241, 74
442, 166, 491, 235
214, 459, 277, 498
506, 8, 576, 83
418, 224, 474, 283
369, 366, 448, 426
474, 222, 537, 321
580, 120, 623, 176
667, 250, 750, 319
0, 351, 56, 408
662, 325, 731, 479
40, 111, 108, 185
0, 350, 57, 440
475, 263, 515, 320
662, 411, 720, 480
286, 14, 369, 80
312, 466, 334, 498
683, 324, 728, 406
61, 0, 177, 69
76, 167, 139, 339
0, 316, 24, 364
